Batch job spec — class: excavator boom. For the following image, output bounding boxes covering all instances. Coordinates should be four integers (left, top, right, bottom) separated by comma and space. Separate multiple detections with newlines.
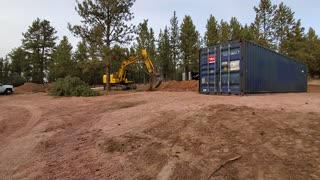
103, 49, 162, 90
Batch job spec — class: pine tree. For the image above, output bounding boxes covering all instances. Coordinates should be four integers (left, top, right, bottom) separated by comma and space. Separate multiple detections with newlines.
110, 45, 129, 73
0, 57, 4, 82
137, 20, 150, 51
49, 36, 74, 81
8, 47, 27, 77
229, 17, 242, 41
204, 15, 219, 46
241, 24, 256, 41
74, 41, 89, 63
136, 20, 156, 60
253, 0, 277, 48
1, 57, 10, 84
305, 28, 320, 76
148, 28, 157, 61
218, 20, 230, 43
74, 41, 89, 82
135, 20, 157, 83
169, 11, 180, 80
180, 15, 200, 75
158, 27, 171, 81
274, 2, 295, 52
283, 20, 306, 61
22, 18, 57, 83
69, 0, 136, 91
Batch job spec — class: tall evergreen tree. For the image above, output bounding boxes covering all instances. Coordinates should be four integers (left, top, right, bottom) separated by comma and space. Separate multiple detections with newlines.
218, 20, 230, 43
110, 45, 130, 73
69, 0, 136, 91
136, 20, 156, 60
305, 28, 320, 76
0, 57, 4, 82
229, 17, 242, 40
74, 41, 89, 82
158, 27, 171, 80
8, 47, 27, 77
274, 2, 295, 52
169, 11, 180, 80
49, 36, 74, 81
22, 18, 57, 83
241, 24, 256, 41
204, 15, 219, 46
148, 28, 157, 61
74, 41, 89, 63
253, 0, 277, 48
282, 20, 306, 61
180, 15, 200, 75
136, 20, 150, 51
135, 20, 157, 83
1, 57, 10, 83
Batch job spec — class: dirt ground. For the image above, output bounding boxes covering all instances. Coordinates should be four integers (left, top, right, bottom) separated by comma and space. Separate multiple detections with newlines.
1, 90, 320, 180
14, 83, 50, 94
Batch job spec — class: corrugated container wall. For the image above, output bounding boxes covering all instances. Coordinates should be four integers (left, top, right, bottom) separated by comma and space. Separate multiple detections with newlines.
199, 40, 308, 94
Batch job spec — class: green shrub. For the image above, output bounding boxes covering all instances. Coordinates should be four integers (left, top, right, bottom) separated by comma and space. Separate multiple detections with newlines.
49, 76, 100, 97
10, 75, 27, 87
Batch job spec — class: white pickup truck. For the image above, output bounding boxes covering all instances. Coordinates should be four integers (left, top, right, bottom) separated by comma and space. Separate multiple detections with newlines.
0, 83, 14, 95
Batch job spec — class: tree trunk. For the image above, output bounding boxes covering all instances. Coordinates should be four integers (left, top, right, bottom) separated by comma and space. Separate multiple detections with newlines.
105, 46, 111, 92
149, 74, 153, 91
185, 65, 189, 80
106, 62, 111, 91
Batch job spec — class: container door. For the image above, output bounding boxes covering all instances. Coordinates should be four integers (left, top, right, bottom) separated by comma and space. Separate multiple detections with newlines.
217, 43, 241, 93
200, 47, 217, 93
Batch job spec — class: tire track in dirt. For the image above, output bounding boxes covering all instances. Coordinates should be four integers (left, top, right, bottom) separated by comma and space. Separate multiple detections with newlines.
0, 104, 42, 136
0, 104, 45, 180
33, 100, 148, 179
15, 105, 42, 136
1, 92, 320, 179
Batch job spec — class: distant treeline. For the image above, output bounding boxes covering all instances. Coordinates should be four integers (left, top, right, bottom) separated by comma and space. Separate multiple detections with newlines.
0, 0, 319, 87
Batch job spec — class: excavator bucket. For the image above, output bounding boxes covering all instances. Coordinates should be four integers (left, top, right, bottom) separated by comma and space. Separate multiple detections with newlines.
148, 73, 162, 91
153, 73, 162, 89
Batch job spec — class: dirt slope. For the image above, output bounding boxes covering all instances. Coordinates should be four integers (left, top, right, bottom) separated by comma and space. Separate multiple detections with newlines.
138, 80, 199, 92
139, 80, 320, 93
157, 80, 199, 92
0, 92, 320, 179
15, 83, 49, 93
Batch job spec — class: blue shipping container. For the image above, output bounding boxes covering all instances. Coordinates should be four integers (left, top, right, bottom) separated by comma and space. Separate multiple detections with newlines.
199, 40, 308, 94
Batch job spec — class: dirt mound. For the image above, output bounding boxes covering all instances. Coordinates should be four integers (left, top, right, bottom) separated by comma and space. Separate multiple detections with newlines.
15, 83, 49, 93
158, 80, 198, 92
308, 85, 320, 93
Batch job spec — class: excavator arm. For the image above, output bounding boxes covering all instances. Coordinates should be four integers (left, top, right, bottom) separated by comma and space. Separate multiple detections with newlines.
104, 49, 162, 90
117, 49, 156, 82
117, 55, 141, 83
141, 49, 156, 75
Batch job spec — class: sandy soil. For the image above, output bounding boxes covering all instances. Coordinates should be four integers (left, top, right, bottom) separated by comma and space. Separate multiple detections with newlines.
14, 83, 49, 94
1, 92, 320, 180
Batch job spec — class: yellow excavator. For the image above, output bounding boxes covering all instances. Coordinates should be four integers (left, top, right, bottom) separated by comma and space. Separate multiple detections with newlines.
103, 49, 162, 90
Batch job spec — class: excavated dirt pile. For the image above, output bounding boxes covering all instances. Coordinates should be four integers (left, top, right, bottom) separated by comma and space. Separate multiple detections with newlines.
309, 85, 320, 93
15, 83, 49, 93
158, 80, 198, 92
138, 80, 198, 92
152, 81, 319, 93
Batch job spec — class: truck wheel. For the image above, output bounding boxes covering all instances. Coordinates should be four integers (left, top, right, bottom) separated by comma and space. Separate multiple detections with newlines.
5, 89, 13, 95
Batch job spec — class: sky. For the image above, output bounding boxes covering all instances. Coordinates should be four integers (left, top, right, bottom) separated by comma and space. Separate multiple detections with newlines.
0, 0, 319, 58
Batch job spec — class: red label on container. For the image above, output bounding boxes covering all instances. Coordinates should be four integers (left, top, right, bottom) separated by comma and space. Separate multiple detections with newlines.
208, 56, 216, 63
